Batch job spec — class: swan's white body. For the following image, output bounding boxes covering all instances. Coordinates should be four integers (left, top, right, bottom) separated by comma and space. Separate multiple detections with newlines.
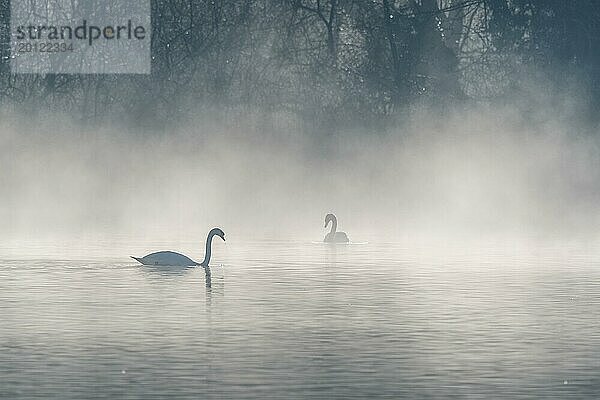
132, 228, 225, 267
132, 251, 198, 267
324, 213, 349, 243
324, 231, 349, 243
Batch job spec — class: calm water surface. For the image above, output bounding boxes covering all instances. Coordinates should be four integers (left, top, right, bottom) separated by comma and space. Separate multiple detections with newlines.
1, 240, 600, 398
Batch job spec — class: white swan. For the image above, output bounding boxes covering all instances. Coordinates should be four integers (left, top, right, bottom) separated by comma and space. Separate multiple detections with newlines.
132, 228, 225, 266
324, 213, 349, 243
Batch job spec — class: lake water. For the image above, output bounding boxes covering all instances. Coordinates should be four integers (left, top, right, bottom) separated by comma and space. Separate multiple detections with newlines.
1, 239, 600, 399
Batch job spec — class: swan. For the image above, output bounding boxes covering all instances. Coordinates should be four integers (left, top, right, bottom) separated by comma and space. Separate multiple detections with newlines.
324, 213, 349, 243
132, 228, 225, 267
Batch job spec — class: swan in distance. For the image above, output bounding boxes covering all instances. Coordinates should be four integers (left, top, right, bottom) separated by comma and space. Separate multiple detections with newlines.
324, 213, 349, 243
132, 228, 225, 266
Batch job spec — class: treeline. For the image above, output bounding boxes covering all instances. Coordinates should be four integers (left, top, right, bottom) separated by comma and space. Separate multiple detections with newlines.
1, 0, 599, 129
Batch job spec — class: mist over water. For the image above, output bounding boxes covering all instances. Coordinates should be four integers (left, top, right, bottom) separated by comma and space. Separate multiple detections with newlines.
4, 1, 600, 397
2, 100, 600, 253
2, 70, 600, 400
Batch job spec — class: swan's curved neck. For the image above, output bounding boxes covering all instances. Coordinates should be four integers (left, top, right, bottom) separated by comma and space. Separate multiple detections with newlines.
201, 232, 215, 266
327, 216, 337, 235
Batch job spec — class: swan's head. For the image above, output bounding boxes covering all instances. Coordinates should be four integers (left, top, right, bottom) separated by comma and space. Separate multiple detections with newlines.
324, 213, 336, 227
210, 227, 226, 241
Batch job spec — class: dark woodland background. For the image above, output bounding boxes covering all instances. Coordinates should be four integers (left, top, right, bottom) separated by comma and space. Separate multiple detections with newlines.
1, 0, 599, 131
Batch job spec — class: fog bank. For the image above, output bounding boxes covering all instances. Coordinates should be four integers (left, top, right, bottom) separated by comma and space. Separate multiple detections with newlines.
2, 103, 600, 247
